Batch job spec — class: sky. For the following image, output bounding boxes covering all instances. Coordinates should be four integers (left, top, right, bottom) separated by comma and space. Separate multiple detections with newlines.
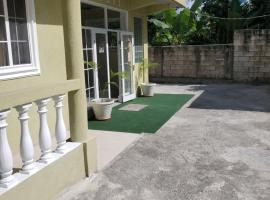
186, 0, 193, 8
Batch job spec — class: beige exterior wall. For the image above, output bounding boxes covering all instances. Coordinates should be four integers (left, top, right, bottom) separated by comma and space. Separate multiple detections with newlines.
88, 0, 129, 9
128, 11, 149, 87
0, 0, 185, 199
0, 144, 86, 200
0, 0, 179, 156
0, 0, 70, 156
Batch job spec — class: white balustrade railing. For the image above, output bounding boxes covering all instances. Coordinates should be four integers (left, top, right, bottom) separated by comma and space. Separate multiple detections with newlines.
0, 94, 68, 188
53, 95, 67, 154
0, 110, 14, 188
15, 104, 35, 174
36, 98, 53, 163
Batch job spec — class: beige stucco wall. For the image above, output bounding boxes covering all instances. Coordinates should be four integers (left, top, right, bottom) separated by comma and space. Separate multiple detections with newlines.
88, 0, 129, 9
0, 0, 176, 162
128, 11, 149, 88
0, 144, 86, 200
0, 0, 180, 199
0, 0, 70, 157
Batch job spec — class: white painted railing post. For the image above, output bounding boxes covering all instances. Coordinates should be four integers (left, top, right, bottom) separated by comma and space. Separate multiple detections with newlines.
53, 95, 67, 154
36, 99, 52, 163
0, 109, 14, 188
15, 104, 35, 174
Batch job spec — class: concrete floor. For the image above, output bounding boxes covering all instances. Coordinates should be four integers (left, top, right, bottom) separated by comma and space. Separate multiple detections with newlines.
57, 84, 270, 200
90, 130, 142, 171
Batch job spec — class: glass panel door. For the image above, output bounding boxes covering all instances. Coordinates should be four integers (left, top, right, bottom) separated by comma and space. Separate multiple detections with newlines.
93, 30, 110, 99
120, 32, 136, 102
82, 28, 95, 103
108, 31, 120, 99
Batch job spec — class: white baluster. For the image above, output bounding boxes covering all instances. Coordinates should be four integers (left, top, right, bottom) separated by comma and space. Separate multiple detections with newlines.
0, 109, 14, 188
15, 104, 35, 174
35, 99, 52, 163
53, 95, 67, 154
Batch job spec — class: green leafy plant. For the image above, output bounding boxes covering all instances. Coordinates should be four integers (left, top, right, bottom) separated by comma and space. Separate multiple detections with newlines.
85, 61, 128, 98
149, 0, 270, 45
100, 70, 128, 98
138, 59, 159, 83
148, 0, 203, 45
85, 61, 98, 70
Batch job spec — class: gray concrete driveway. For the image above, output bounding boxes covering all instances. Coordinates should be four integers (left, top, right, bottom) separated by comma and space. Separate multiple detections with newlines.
58, 84, 270, 200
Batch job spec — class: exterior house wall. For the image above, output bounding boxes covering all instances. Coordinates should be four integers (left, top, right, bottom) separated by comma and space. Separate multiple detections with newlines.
0, 0, 70, 156
149, 29, 270, 83
0, 0, 170, 160
88, 0, 129, 9
0, 0, 184, 199
128, 10, 149, 87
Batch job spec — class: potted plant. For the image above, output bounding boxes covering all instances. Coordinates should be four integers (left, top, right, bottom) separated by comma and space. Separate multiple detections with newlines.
85, 61, 127, 120
138, 59, 159, 97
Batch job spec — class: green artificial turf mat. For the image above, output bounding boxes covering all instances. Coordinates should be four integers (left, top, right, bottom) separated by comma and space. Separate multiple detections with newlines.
88, 93, 193, 134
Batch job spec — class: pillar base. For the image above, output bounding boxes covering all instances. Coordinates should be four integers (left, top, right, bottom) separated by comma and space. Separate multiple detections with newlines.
82, 135, 97, 177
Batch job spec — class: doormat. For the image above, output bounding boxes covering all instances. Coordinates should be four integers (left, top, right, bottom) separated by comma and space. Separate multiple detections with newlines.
119, 104, 148, 111
88, 94, 193, 134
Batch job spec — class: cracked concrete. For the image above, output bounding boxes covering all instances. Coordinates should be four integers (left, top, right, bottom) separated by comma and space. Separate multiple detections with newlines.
57, 84, 270, 200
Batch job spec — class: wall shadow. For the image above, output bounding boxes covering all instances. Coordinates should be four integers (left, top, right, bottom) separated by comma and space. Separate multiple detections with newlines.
187, 84, 270, 113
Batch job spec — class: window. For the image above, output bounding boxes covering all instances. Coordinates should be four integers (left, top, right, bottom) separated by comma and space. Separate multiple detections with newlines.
107, 9, 127, 30
134, 17, 143, 63
82, 28, 95, 102
81, 3, 127, 31
81, 4, 105, 28
107, 9, 120, 30
0, 0, 39, 80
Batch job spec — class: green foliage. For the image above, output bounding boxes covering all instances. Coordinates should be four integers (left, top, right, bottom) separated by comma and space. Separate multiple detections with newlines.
138, 59, 159, 71
85, 61, 128, 98
85, 61, 98, 69
201, 0, 244, 43
138, 59, 159, 83
242, 0, 270, 29
148, 0, 204, 45
101, 70, 128, 98
149, 0, 270, 45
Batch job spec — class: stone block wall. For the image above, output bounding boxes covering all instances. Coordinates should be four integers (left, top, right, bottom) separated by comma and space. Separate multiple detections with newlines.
233, 29, 270, 82
149, 29, 270, 83
149, 45, 233, 80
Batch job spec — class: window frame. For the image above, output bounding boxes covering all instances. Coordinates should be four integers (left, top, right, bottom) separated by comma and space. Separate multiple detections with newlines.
0, 0, 40, 80
134, 17, 143, 64
81, 0, 128, 32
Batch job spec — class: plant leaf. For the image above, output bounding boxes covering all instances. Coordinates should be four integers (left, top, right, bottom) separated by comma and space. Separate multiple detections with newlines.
148, 18, 170, 29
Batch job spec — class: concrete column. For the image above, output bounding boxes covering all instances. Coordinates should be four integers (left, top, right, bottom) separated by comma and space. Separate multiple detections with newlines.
143, 16, 149, 83
62, 0, 88, 142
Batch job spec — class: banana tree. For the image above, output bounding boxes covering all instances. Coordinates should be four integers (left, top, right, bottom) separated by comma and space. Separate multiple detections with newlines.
148, 0, 203, 45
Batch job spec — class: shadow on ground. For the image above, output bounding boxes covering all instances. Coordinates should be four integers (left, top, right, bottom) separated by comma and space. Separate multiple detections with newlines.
57, 84, 270, 200
188, 84, 270, 112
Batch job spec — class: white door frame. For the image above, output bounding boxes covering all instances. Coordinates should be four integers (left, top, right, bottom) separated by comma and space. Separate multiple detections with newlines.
91, 28, 111, 99
82, 27, 136, 102
119, 32, 136, 103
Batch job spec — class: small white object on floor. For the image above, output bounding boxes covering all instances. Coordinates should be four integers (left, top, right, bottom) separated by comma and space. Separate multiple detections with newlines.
119, 104, 148, 112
